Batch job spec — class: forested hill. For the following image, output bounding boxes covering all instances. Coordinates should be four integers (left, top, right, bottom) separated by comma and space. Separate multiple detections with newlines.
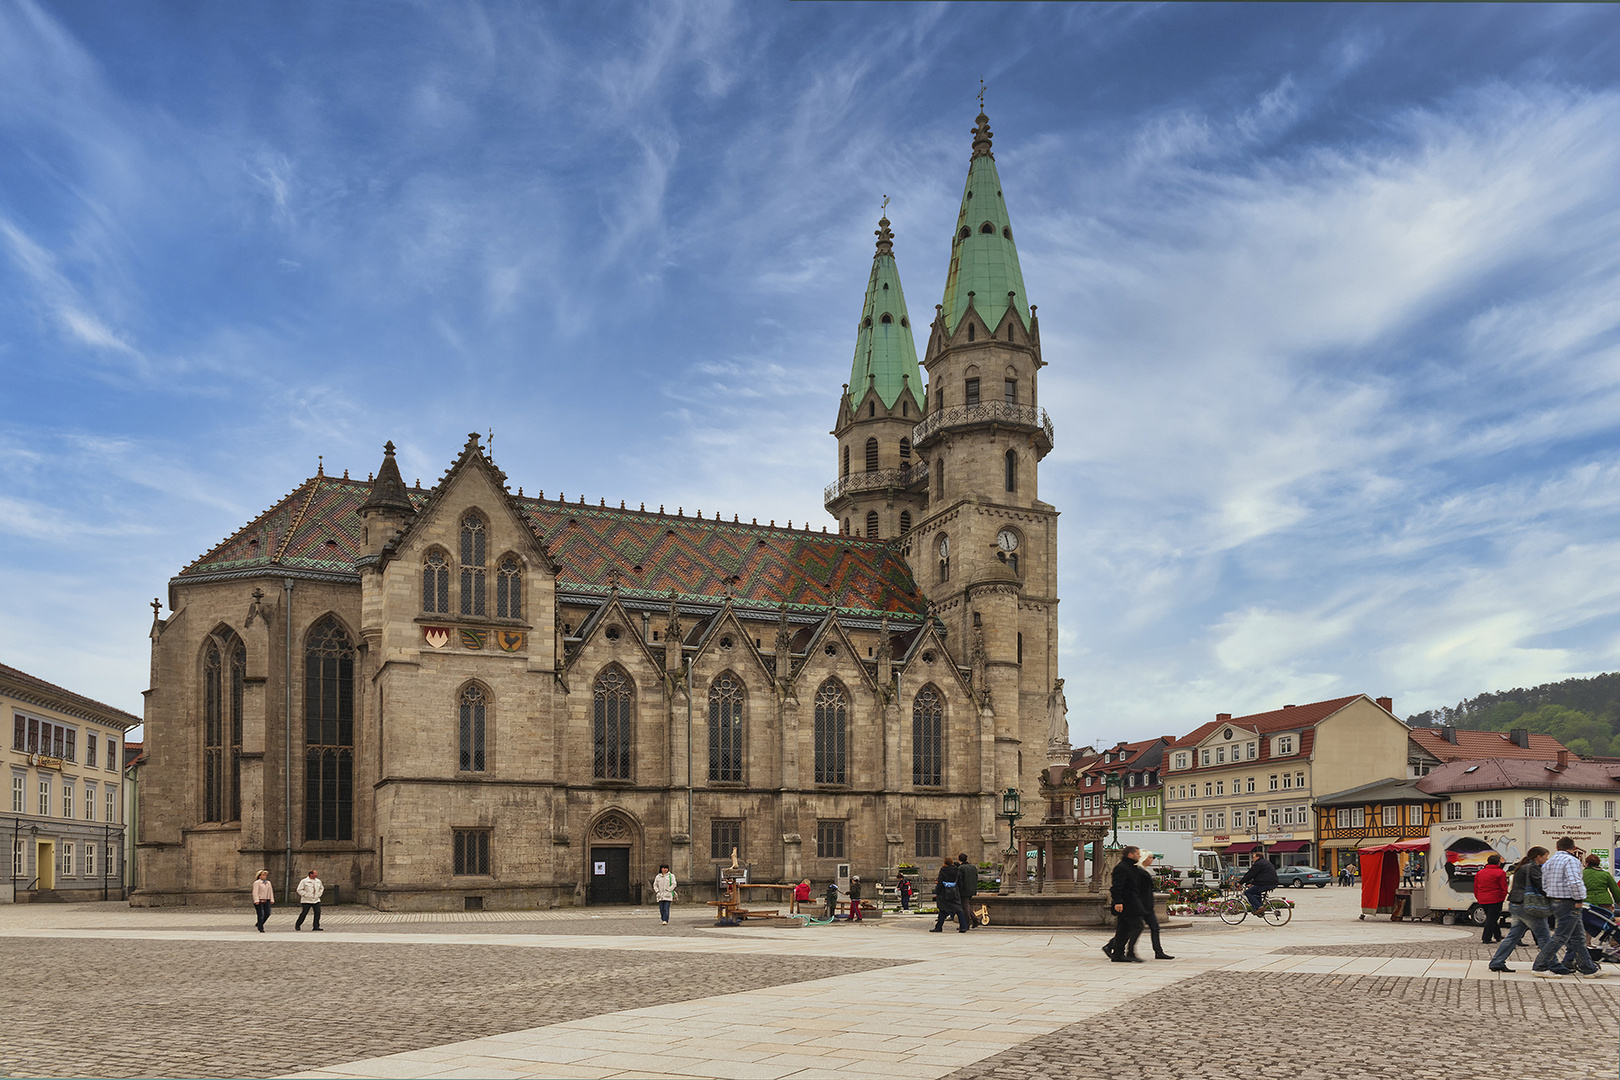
1406, 673, 1620, 758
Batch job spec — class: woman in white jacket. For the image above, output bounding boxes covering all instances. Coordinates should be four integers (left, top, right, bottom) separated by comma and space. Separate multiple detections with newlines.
251, 870, 274, 933
652, 864, 677, 925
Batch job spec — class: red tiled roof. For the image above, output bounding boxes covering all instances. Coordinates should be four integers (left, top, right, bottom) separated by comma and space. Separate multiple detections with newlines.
0, 661, 141, 726
1408, 728, 1569, 762
1078, 738, 1161, 775
1168, 696, 1362, 750
1417, 758, 1620, 796
177, 475, 926, 617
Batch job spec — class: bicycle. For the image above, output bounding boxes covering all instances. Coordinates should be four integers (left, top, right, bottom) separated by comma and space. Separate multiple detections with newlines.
1216, 888, 1293, 926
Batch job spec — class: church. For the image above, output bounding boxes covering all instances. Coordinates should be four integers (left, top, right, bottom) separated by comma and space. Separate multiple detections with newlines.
133, 108, 1064, 910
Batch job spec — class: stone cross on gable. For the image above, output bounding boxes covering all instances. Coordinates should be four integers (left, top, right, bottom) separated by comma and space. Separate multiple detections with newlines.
150, 598, 162, 620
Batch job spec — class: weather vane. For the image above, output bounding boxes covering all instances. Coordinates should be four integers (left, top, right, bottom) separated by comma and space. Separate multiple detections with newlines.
880, 194, 889, 214
978, 78, 986, 108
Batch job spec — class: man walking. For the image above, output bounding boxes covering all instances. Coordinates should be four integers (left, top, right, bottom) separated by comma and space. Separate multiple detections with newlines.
294, 869, 326, 931
931, 857, 963, 932
1533, 837, 1603, 978
1104, 846, 1147, 962
956, 853, 979, 930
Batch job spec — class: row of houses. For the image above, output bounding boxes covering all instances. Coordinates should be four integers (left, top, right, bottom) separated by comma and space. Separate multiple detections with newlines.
1070, 694, 1618, 875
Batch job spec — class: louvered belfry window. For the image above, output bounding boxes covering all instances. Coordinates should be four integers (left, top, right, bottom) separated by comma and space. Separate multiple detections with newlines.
708, 673, 744, 782
460, 513, 486, 616
304, 616, 355, 841
814, 681, 848, 785
865, 437, 879, 472
912, 685, 943, 786
593, 668, 633, 779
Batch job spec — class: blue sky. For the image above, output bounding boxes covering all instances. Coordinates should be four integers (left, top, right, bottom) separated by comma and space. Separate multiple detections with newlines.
4, 2, 1620, 747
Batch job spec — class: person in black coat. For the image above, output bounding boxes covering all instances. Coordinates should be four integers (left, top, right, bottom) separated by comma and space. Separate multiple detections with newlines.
956, 852, 979, 930
1240, 854, 1279, 914
1136, 852, 1174, 960
1104, 846, 1147, 962
931, 857, 965, 932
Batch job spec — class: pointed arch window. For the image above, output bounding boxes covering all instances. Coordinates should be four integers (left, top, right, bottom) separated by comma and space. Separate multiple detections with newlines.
899, 437, 911, 463
842, 445, 850, 478
203, 630, 245, 823
708, 673, 744, 782
865, 510, 879, 538
899, 510, 912, 535
496, 556, 522, 619
458, 684, 488, 772
865, 437, 878, 472
813, 681, 848, 785
593, 667, 633, 780
980, 221, 995, 234
965, 377, 980, 405
968, 324, 975, 343
880, 313, 892, 324
935, 458, 945, 500
423, 550, 450, 614
304, 616, 354, 841
460, 512, 487, 616
868, 401, 875, 418
912, 686, 944, 786
1005, 449, 1018, 493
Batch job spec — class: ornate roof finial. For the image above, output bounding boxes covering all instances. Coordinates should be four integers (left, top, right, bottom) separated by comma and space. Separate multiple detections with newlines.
972, 83, 993, 159
874, 197, 894, 257
317, 454, 324, 476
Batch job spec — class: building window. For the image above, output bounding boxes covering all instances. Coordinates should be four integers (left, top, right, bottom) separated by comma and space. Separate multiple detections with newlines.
915, 820, 942, 859
899, 437, 912, 463
899, 510, 912, 534
106, 786, 117, 824
936, 534, 950, 582
11, 838, 21, 877
106, 738, 117, 771
912, 686, 943, 786
203, 629, 246, 823
842, 444, 850, 477
1524, 797, 1542, 818
60, 842, 74, 878
11, 775, 22, 813
1174, 753, 1187, 770
458, 684, 488, 772
496, 556, 522, 619
865, 510, 880, 538
708, 673, 744, 782
816, 820, 845, 859
1445, 801, 1462, 821
814, 681, 849, 785
1282, 773, 1292, 790
1606, 800, 1617, 819
1296, 772, 1304, 788
1216, 747, 1226, 764
84, 784, 95, 821
39, 779, 50, 816
62, 783, 73, 819
1200, 749, 1210, 766
965, 377, 980, 406
452, 829, 490, 875
711, 818, 742, 862
1269, 775, 1279, 791
1277, 736, 1294, 755
84, 841, 95, 878
424, 550, 450, 613
1215, 781, 1224, 796
304, 615, 356, 842
865, 437, 879, 472
1476, 800, 1502, 819
592, 667, 634, 780
86, 736, 98, 769
1335, 808, 1350, 828
1004, 449, 1017, 493
1579, 799, 1591, 817
935, 458, 945, 500
1004, 378, 1017, 403
460, 512, 487, 616
1203, 782, 1212, 797
1245, 776, 1255, 793
1247, 742, 1257, 760
1550, 797, 1566, 818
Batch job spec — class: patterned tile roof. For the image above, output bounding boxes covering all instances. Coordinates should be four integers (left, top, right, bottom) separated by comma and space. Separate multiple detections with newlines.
177, 473, 926, 617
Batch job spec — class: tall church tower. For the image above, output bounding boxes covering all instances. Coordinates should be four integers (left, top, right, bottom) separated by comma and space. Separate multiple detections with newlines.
825, 213, 929, 539
909, 107, 1058, 807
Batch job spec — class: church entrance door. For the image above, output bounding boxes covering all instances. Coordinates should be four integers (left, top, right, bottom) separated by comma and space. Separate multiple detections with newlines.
589, 847, 631, 904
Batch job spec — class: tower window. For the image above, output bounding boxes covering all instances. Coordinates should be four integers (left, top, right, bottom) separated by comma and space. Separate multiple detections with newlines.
842, 445, 850, 477
980, 221, 995, 234
899, 510, 912, 534
843, 517, 850, 535
935, 458, 945, 500
968, 324, 975, 342
865, 437, 878, 472
1005, 449, 1018, 493
880, 313, 892, 324
965, 378, 980, 406
868, 401, 875, 418
899, 437, 911, 462
865, 510, 879, 538
1005, 379, 1017, 403
958, 226, 971, 240
1003, 226, 1012, 240
937, 534, 950, 582
1017, 632, 1023, 665
936, 388, 943, 413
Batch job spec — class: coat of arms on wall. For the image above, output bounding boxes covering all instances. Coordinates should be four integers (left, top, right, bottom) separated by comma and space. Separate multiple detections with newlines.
460, 629, 487, 650
423, 627, 451, 649
498, 630, 526, 653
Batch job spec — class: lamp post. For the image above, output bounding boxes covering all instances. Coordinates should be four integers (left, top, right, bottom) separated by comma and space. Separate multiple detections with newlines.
1000, 787, 1022, 853
1104, 771, 1126, 848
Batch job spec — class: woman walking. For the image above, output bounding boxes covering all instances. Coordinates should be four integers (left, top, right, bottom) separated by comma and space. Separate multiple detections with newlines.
251, 870, 274, 933
1137, 853, 1174, 959
1474, 854, 1509, 944
652, 864, 677, 926
1489, 848, 1551, 973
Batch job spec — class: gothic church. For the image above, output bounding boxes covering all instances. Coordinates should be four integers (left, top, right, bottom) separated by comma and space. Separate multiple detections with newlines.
135, 108, 1062, 909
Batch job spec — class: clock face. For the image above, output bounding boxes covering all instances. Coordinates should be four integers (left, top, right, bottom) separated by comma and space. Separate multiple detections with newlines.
996, 528, 1019, 552
937, 535, 950, 558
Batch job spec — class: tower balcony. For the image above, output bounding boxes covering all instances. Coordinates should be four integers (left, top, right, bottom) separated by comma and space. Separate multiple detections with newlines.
824, 462, 930, 513
912, 401, 1054, 458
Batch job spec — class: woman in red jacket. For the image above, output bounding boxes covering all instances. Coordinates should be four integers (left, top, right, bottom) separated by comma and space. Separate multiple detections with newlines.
1474, 854, 1510, 944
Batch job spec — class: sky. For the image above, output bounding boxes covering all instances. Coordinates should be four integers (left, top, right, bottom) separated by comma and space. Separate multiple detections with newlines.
4, 2, 1620, 749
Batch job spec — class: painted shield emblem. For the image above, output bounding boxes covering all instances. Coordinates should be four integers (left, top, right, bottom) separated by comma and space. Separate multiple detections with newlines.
460, 628, 487, 650
498, 630, 526, 653
423, 627, 451, 649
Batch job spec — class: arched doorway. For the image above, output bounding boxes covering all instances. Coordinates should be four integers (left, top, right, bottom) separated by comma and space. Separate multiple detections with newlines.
586, 810, 640, 905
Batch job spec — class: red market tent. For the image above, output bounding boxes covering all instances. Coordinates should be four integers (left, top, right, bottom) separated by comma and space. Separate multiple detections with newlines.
1358, 840, 1429, 916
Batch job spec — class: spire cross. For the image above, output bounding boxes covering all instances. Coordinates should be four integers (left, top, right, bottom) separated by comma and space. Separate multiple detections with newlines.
150, 598, 162, 620
978, 78, 986, 109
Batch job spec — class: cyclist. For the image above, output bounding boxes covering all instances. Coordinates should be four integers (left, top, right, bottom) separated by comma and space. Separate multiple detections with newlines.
1240, 851, 1279, 914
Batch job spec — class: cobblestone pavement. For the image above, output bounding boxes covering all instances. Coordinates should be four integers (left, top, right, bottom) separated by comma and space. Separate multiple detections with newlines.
947, 969, 1618, 1080
0, 939, 900, 1079
1278, 939, 1549, 960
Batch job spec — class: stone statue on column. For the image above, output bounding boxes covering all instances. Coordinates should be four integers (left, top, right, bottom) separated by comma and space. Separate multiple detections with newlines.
1046, 678, 1070, 764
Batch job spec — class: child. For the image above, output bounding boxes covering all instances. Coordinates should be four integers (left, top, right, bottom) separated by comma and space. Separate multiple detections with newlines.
824, 880, 840, 919
898, 876, 913, 911
792, 878, 810, 915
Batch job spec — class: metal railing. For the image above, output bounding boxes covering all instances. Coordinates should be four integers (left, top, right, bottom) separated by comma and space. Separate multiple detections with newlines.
911, 401, 1054, 449
824, 462, 929, 506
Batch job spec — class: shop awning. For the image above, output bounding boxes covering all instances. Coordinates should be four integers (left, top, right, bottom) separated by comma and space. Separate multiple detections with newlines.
1222, 842, 1260, 854
1269, 840, 1310, 853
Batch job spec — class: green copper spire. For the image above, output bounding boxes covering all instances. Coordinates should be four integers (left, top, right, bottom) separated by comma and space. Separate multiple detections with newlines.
939, 108, 1030, 336
848, 212, 924, 411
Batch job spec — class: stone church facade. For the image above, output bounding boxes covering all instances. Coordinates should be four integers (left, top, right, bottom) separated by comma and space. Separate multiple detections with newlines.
134, 108, 1061, 910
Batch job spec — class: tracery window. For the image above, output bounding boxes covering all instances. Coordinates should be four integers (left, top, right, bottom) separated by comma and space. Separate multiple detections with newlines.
593, 667, 633, 780
496, 556, 522, 619
203, 629, 246, 823
912, 685, 943, 786
1005, 449, 1018, 493
708, 673, 744, 782
423, 550, 450, 614
460, 513, 487, 616
813, 681, 848, 785
865, 438, 879, 472
459, 684, 487, 772
865, 511, 879, 538
304, 616, 354, 841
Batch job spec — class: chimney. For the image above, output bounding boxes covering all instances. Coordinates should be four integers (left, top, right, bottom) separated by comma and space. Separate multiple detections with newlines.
1556, 749, 1569, 769
1376, 696, 1393, 713
1510, 728, 1530, 750
1443, 727, 1459, 744
1216, 713, 1231, 722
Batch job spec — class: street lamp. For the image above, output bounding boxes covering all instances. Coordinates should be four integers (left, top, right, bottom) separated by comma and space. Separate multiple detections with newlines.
1000, 787, 1022, 853
1104, 771, 1126, 847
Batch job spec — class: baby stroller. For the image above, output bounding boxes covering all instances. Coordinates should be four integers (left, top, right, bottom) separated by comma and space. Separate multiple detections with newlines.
1586, 906, 1620, 965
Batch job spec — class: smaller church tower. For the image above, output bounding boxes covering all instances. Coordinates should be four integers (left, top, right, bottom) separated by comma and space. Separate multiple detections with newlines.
825, 212, 929, 540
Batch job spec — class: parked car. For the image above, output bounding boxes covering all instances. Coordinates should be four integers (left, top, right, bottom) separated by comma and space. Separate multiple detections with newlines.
1275, 865, 1332, 888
